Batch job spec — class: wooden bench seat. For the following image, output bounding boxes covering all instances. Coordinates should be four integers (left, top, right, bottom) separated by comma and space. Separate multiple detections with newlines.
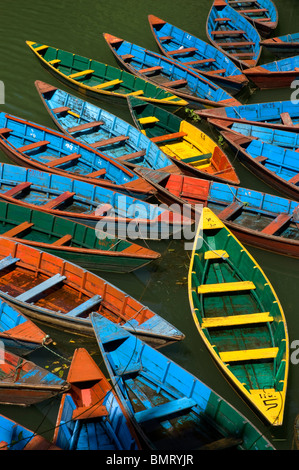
239, 8, 268, 13
214, 17, 232, 22
3, 182, 32, 197
230, 52, 256, 57
138, 116, 159, 125
211, 30, 245, 36
204, 250, 229, 260
161, 79, 188, 88
95, 203, 113, 216
197, 280, 255, 295
51, 234, 72, 246
43, 191, 75, 210
228, 0, 257, 3
52, 106, 70, 114
45, 153, 81, 168
202, 311, 273, 328
139, 66, 163, 74
1, 221, 34, 238
254, 155, 268, 163
84, 168, 106, 177
0, 128, 12, 135
182, 152, 212, 164
134, 397, 196, 424
160, 36, 173, 41
167, 47, 198, 56
66, 294, 102, 317
89, 135, 129, 148
280, 112, 294, 126
0, 255, 20, 271
288, 173, 299, 185
34, 45, 48, 53
217, 41, 255, 48
206, 69, 226, 75
127, 90, 144, 96
184, 58, 216, 66
117, 150, 146, 161
18, 140, 50, 153
150, 131, 187, 143
120, 54, 134, 61
15, 273, 66, 303
67, 121, 104, 134
217, 201, 243, 221
261, 213, 292, 235
68, 69, 94, 80
48, 59, 61, 66
93, 79, 123, 90
219, 347, 278, 363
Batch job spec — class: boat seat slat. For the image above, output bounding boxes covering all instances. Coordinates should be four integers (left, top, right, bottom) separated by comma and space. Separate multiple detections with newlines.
184, 58, 216, 66
138, 116, 159, 125
95, 203, 113, 216
211, 30, 245, 36
204, 250, 229, 260
254, 155, 268, 163
3, 182, 32, 197
48, 59, 61, 65
42, 191, 75, 210
182, 152, 212, 164
280, 112, 294, 126
214, 17, 232, 22
139, 66, 163, 74
34, 45, 48, 52
67, 121, 104, 134
288, 173, 299, 185
230, 52, 256, 57
117, 150, 146, 161
89, 135, 129, 148
261, 213, 292, 235
84, 168, 106, 177
206, 68, 226, 75
92, 79, 123, 90
51, 234, 72, 246
134, 397, 197, 424
66, 294, 102, 317
15, 273, 67, 302
68, 69, 94, 79
18, 140, 50, 153
239, 8, 268, 13
1, 221, 34, 238
52, 106, 70, 114
217, 41, 255, 48
126, 90, 144, 96
197, 280, 256, 294
0, 128, 12, 135
0, 255, 20, 271
217, 201, 243, 221
160, 36, 173, 41
202, 312, 273, 328
120, 54, 135, 61
161, 79, 188, 88
167, 47, 198, 55
45, 153, 81, 168
219, 347, 279, 363
150, 131, 187, 143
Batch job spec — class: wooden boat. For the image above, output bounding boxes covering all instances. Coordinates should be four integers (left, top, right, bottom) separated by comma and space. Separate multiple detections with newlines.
261, 32, 299, 57
53, 348, 141, 450
0, 237, 185, 345
220, 130, 299, 200
206, 0, 262, 69
148, 14, 248, 94
135, 168, 299, 259
91, 313, 276, 450
103, 33, 242, 108
0, 199, 161, 273
26, 41, 188, 111
127, 96, 240, 185
35, 80, 183, 175
0, 299, 51, 356
0, 111, 155, 199
244, 55, 299, 89
0, 414, 60, 450
0, 348, 69, 406
188, 207, 288, 426
225, 0, 278, 38
196, 99, 299, 132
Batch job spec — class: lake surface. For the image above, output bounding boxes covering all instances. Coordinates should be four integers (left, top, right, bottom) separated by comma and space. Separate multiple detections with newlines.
0, 0, 298, 451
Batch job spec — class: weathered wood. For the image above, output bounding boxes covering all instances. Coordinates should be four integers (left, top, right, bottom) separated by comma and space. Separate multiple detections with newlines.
89, 135, 129, 148
18, 140, 50, 153
67, 121, 104, 133
1, 222, 34, 238
3, 182, 32, 197
42, 191, 75, 209
217, 201, 243, 221
261, 213, 292, 235
45, 153, 81, 168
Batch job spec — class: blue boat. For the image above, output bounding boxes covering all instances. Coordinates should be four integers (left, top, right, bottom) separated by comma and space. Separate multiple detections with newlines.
220, 130, 299, 200
244, 55, 299, 89
261, 32, 299, 56
0, 414, 60, 449
226, 0, 278, 38
0, 163, 190, 240
35, 80, 181, 174
148, 14, 248, 94
197, 99, 299, 132
206, 0, 262, 69
103, 33, 242, 108
53, 348, 141, 450
0, 112, 155, 200
91, 313, 275, 450
0, 299, 51, 356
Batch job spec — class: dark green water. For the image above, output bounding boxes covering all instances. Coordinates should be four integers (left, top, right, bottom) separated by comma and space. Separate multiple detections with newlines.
0, 0, 298, 451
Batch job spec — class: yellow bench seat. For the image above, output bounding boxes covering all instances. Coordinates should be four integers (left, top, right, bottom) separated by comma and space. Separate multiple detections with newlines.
138, 116, 159, 125
92, 79, 123, 90
219, 347, 279, 363
202, 312, 273, 328
204, 250, 229, 260
68, 69, 94, 79
197, 280, 255, 295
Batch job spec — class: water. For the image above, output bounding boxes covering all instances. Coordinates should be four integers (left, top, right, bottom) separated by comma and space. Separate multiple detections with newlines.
0, 0, 298, 451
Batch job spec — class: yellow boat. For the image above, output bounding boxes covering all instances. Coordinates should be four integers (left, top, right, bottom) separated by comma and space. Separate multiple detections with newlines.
188, 207, 289, 426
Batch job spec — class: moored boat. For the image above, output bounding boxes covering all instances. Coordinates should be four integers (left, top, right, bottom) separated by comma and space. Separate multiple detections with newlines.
103, 33, 241, 108
261, 32, 299, 57
0, 348, 69, 406
0, 111, 155, 199
127, 96, 240, 185
0, 237, 185, 345
0, 199, 161, 273
0, 299, 51, 356
53, 348, 141, 450
148, 14, 248, 94
188, 207, 288, 426
0, 163, 189, 241
226, 0, 278, 38
206, 0, 262, 69
136, 168, 299, 259
244, 55, 299, 89
91, 313, 276, 449
26, 41, 188, 111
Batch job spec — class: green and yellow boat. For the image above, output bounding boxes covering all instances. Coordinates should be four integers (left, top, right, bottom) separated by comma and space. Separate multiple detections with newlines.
188, 207, 289, 426
26, 41, 188, 111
